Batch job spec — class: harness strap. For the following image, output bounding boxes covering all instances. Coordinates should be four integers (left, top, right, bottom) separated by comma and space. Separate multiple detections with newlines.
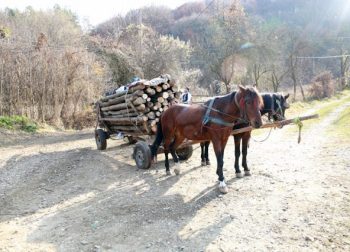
202, 95, 238, 128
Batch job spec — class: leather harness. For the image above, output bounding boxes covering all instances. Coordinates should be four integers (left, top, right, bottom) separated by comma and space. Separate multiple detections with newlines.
202, 93, 247, 128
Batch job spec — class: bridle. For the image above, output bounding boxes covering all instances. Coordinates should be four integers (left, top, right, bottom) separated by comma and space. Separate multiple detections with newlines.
267, 94, 285, 121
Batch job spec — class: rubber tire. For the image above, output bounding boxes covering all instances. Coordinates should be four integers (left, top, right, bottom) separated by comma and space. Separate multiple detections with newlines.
176, 145, 193, 161
95, 129, 107, 150
133, 141, 152, 169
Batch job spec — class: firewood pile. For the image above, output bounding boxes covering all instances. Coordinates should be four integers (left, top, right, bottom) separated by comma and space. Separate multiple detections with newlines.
96, 74, 181, 135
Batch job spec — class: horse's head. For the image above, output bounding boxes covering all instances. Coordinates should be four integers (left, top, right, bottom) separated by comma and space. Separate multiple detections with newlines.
270, 93, 290, 121
237, 85, 264, 128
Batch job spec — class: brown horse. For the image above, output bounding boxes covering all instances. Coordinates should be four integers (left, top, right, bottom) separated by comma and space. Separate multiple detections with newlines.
200, 93, 290, 177
150, 85, 264, 193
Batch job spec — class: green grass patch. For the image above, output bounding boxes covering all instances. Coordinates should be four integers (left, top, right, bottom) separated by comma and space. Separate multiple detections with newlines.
330, 104, 350, 140
0, 115, 38, 133
284, 90, 350, 135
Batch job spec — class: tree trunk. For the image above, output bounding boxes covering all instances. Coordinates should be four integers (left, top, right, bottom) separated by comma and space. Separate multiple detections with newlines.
299, 81, 305, 101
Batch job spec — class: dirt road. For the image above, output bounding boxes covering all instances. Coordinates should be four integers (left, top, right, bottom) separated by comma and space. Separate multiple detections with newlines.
1, 101, 350, 251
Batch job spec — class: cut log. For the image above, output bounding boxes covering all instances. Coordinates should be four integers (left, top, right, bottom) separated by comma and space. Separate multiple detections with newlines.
162, 92, 169, 99
171, 86, 178, 92
157, 97, 165, 103
129, 83, 146, 93
101, 90, 128, 102
146, 87, 156, 95
133, 97, 147, 106
102, 112, 139, 118
155, 86, 162, 93
101, 102, 131, 112
136, 104, 146, 111
100, 91, 143, 107
155, 111, 161, 117
147, 112, 156, 120
162, 83, 169, 90
99, 116, 148, 125
167, 91, 174, 99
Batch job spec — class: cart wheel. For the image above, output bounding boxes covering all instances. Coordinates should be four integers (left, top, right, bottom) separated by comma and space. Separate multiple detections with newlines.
127, 136, 137, 144
95, 129, 107, 150
176, 145, 193, 161
133, 141, 152, 169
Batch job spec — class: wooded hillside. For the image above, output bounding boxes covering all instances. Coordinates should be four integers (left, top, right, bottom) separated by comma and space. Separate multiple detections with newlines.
1, 0, 350, 128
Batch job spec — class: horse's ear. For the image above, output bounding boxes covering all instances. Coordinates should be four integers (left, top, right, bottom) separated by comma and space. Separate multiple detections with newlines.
238, 85, 246, 92
284, 93, 290, 100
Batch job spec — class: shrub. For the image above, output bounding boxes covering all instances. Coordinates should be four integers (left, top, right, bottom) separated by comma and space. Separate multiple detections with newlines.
309, 71, 335, 99
0, 115, 38, 132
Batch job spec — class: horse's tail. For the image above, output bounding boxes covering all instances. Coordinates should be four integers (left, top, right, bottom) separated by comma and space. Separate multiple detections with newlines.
150, 121, 163, 158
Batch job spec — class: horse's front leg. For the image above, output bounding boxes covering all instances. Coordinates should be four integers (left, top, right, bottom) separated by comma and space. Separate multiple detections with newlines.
200, 142, 206, 166
212, 137, 229, 194
242, 132, 251, 176
234, 135, 243, 178
205, 141, 210, 165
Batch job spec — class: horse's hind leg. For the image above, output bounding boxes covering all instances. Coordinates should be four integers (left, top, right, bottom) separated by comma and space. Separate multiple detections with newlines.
205, 141, 210, 165
242, 132, 251, 176
169, 136, 184, 175
234, 135, 243, 178
163, 136, 173, 176
164, 151, 171, 176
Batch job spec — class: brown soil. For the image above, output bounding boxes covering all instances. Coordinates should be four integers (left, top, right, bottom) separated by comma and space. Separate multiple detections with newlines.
0, 102, 349, 252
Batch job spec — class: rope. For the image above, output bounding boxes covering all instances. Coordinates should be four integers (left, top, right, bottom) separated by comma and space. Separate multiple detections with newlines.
251, 127, 273, 143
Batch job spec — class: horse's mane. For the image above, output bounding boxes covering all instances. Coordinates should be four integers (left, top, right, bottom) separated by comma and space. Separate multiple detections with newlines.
241, 86, 264, 109
204, 86, 263, 109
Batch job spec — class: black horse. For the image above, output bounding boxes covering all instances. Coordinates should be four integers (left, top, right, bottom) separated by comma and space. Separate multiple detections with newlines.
200, 93, 290, 177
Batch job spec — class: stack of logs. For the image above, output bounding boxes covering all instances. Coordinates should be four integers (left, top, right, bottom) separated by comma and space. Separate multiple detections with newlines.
96, 75, 181, 135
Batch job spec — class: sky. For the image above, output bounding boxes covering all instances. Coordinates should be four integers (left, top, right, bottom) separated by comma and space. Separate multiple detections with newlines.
0, 0, 191, 26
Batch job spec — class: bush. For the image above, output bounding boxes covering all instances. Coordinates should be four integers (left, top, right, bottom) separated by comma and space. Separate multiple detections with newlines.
0, 115, 38, 132
71, 108, 96, 130
309, 71, 335, 99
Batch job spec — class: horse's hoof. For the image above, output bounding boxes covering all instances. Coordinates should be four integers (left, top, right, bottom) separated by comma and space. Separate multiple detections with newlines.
201, 161, 206, 166
219, 186, 228, 194
218, 181, 228, 194
174, 163, 181, 175
206, 160, 211, 166
244, 170, 251, 176
166, 170, 171, 176
174, 168, 180, 175
236, 172, 244, 178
